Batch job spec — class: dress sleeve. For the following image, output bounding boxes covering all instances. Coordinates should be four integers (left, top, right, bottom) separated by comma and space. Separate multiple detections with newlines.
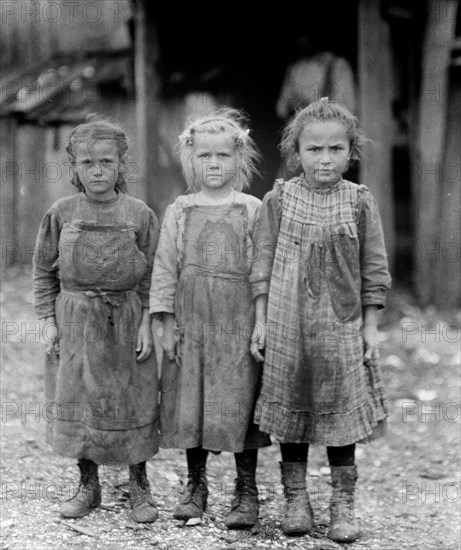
136, 207, 160, 308
32, 206, 62, 319
249, 186, 282, 299
358, 189, 392, 308
149, 203, 180, 314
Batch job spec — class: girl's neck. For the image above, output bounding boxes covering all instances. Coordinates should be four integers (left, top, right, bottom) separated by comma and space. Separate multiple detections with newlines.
304, 174, 343, 190
83, 190, 119, 203
198, 185, 235, 202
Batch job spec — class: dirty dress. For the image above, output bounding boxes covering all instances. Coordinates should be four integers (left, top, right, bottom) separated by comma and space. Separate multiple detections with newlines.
150, 191, 271, 453
250, 177, 391, 446
33, 192, 160, 464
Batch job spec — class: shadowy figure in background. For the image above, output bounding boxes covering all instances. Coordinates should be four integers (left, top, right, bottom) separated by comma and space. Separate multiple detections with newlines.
276, 36, 357, 180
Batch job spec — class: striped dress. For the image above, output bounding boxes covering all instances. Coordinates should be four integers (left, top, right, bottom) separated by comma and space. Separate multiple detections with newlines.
250, 176, 391, 446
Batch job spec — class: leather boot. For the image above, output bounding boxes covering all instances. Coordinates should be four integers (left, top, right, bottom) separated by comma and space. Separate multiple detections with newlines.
129, 462, 158, 523
174, 464, 208, 520
225, 450, 259, 529
60, 459, 101, 518
328, 465, 360, 543
280, 462, 313, 536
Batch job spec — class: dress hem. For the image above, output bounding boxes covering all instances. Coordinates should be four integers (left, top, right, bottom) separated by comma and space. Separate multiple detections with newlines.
254, 397, 388, 446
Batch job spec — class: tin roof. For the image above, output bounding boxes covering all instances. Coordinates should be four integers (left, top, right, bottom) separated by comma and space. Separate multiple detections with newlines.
0, 50, 133, 124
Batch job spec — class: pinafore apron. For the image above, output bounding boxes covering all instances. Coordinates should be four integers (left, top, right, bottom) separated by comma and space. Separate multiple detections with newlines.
160, 203, 271, 453
45, 203, 159, 464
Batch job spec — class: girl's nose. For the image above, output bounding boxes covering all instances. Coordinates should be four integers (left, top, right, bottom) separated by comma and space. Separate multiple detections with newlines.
91, 162, 103, 175
320, 150, 332, 164
208, 156, 220, 168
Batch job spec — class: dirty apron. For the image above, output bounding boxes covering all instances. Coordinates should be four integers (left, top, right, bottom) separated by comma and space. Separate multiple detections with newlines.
45, 216, 159, 464
160, 203, 271, 453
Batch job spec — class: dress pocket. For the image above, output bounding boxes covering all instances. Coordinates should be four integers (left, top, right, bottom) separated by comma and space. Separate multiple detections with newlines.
325, 224, 361, 322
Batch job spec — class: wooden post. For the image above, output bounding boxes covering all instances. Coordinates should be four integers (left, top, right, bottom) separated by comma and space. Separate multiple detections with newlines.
414, 0, 458, 305
435, 71, 461, 307
133, 0, 160, 214
358, 0, 395, 270
0, 118, 17, 273
15, 125, 47, 266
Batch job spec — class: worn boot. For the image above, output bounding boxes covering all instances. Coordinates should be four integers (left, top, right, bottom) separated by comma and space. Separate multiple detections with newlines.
328, 465, 360, 543
129, 462, 158, 523
225, 450, 259, 529
174, 460, 208, 520
280, 462, 313, 536
60, 459, 101, 518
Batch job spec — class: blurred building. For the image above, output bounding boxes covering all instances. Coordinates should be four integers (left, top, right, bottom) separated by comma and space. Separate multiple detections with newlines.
1, 0, 460, 307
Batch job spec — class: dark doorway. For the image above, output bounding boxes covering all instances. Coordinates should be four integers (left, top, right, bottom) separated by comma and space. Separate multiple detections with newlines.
149, 1, 358, 198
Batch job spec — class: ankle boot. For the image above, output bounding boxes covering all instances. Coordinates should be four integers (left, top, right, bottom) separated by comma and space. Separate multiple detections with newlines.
60, 459, 101, 518
280, 462, 313, 536
225, 450, 259, 529
328, 465, 360, 543
174, 465, 208, 520
129, 462, 158, 523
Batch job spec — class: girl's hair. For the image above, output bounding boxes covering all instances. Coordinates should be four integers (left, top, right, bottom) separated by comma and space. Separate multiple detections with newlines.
280, 97, 366, 173
178, 107, 261, 192
66, 114, 129, 193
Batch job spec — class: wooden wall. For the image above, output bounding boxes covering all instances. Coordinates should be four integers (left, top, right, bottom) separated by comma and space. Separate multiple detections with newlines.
358, 0, 395, 268
413, 0, 459, 306
0, 0, 131, 73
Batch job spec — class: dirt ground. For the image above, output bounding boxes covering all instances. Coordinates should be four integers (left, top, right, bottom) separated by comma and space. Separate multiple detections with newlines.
1, 265, 460, 550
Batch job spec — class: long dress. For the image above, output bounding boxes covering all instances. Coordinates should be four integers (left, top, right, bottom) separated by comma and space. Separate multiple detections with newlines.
250, 177, 391, 446
33, 192, 160, 465
150, 191, 271, 453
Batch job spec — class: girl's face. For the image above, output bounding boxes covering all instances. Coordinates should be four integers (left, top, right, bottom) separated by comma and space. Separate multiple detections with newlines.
191, 132, 238, 194
297, 121, 350, 186
74, 139, 122, 201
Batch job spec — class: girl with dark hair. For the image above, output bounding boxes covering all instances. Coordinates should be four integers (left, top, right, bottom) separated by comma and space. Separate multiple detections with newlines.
33, 115, 160, 523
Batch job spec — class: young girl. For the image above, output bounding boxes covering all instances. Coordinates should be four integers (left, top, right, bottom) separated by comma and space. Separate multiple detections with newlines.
250, 98, 391, 542
33, 115, 160, 523
149, 109, 271, 529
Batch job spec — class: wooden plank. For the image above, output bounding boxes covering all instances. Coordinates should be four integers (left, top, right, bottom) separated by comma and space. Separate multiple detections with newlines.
358, 0, 395, 270
0, 117, 18, 271
414, 0, 458, 304
15, 124, 47, 265
435, 73, 461, 307
133, 0, 160, 211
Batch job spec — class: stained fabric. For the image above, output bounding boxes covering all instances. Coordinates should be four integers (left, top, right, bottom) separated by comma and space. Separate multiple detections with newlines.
150, 192, 271, 453
250, 177, 391, 446
33, 193, 160, 464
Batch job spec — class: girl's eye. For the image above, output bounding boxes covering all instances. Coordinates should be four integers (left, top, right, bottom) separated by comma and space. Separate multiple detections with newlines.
199, 153, 210, 158
218, 153, 229, 158
309, 147, 320, 152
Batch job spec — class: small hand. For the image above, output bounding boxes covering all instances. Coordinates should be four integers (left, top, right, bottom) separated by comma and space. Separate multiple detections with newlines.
44, 316, 59, 356
161, 324, 176, 362
250, 322, 266, 363
136, 322, 154, 363
363, 325, 380, 366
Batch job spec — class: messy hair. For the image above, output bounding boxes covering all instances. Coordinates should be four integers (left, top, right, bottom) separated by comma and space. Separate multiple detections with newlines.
280, 97, 367, 173
66, 114, 128, 193
178, 108, 261, 192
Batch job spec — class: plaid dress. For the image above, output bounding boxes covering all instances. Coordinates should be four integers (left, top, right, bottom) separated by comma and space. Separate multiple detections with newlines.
250, 176, 391, 446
